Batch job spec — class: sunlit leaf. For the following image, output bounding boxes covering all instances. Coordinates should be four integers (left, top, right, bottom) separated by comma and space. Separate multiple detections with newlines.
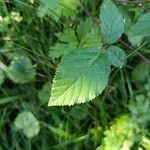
49, 47, 110, 106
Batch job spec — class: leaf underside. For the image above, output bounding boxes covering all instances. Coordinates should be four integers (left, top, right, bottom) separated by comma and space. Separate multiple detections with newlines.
48, 47, 110, 106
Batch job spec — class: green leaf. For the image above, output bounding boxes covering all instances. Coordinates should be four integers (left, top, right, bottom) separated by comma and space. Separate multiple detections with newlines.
49, 18, 101, 59
37, 0, 79, 20
7, 55, 36, 83
49, 29, 78, 59
77, 18, 101, 48
127, 12, 150, 46
14, 111, 40, 138
130, 12, 150, 37
100, 0, 124, 44
48, 47, 110, 106
107, 46, 126, 68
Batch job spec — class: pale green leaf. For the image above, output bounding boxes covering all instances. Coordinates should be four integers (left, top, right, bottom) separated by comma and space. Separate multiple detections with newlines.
48, 47, 110, 106
97, 115, 137, 150
14, 111, 40, 138
7, 56, 36, 83
100, 0, 124, 44
107, 46, 126, 68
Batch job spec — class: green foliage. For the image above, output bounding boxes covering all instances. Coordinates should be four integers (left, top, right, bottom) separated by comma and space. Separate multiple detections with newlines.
49, 0, 126, 106
7, 55, 36, 83
49, 28, 78, 59
128, 94, 150, 127
132, 62, 150, 82
127, 12, 150, 46
97, 115, 137, 150
38, 81, 51, 105
0, 0, 149, 149
100, 0, 124, 44
37, 0, 79, 20
49, 48, 110, 106
49, 18, 101, 59
107, 46, 126, 68
0, 68, 5, 85
14, 111, 40, 138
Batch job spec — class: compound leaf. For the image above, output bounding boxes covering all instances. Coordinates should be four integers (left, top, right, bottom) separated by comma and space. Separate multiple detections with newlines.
100, 0, 124, 44
48, 47, 110, 106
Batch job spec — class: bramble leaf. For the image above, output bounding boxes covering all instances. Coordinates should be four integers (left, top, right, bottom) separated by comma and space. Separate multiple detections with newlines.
100, 0, 124, 44
107, 46, 126, 68
48, 47, 110, 106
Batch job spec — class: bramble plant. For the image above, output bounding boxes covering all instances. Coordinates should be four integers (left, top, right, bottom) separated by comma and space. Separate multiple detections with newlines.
0, 0, 150, 149
48, 0, 127, 106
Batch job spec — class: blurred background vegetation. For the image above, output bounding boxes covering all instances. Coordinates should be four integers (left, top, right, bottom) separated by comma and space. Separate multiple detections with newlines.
0, 0, 149, 149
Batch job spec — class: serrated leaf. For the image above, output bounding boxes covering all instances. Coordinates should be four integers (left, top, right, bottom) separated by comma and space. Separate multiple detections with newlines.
48, 47, 110, 106
107, 46, 126, 68
100, 0, 124, 44
37, 0, 79, 20
7, 55, 36, 83
14, 111, 40, 138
